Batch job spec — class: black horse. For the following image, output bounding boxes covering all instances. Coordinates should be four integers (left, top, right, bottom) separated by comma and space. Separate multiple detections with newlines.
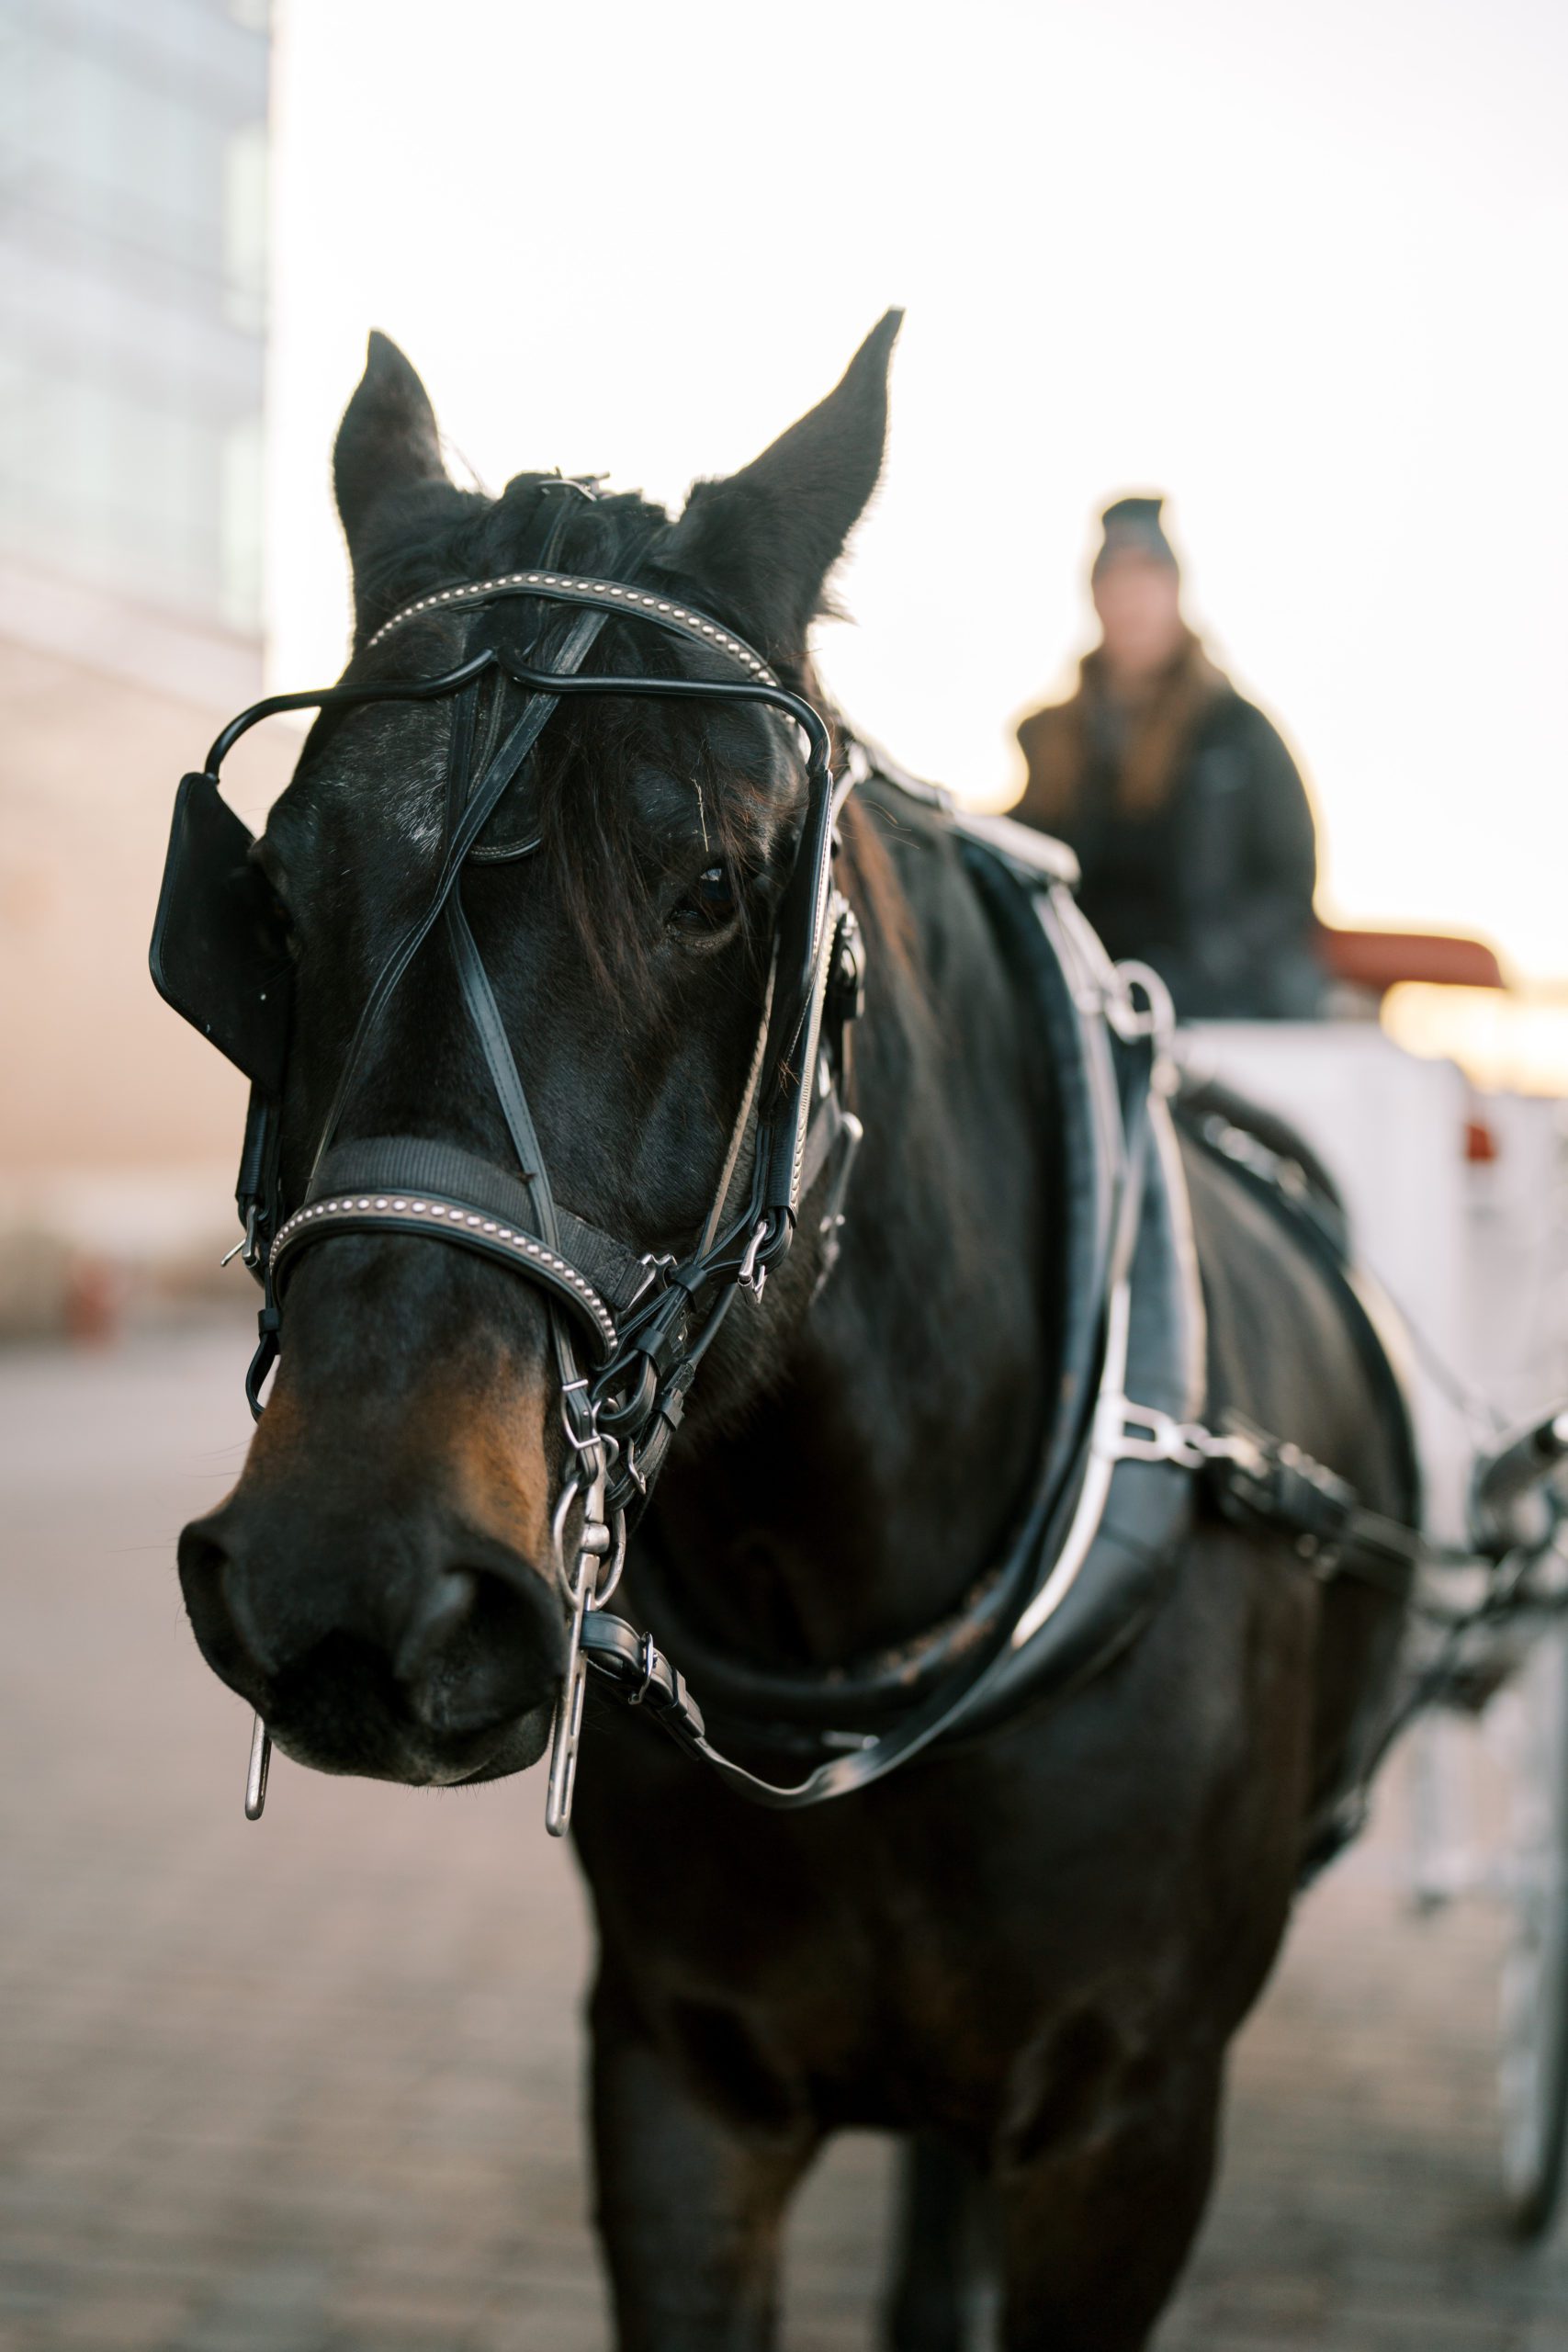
172, 319, 1412, 2348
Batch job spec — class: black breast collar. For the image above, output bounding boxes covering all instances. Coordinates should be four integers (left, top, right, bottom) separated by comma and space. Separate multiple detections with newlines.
577, 817, 1209, 1804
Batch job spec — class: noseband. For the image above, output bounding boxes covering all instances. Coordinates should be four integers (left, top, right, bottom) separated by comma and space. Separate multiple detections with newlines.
152, 525, 866, 1829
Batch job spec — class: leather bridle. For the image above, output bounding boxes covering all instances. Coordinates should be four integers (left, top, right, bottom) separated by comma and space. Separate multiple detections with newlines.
152, 507, 866, 1830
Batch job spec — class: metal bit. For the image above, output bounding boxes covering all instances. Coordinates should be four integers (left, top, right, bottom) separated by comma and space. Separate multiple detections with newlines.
244, 1713, 271, 1820
545, 1470, 611, 1838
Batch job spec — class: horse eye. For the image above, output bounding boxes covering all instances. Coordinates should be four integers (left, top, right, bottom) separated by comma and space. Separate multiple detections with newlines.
670, 863, 737, 933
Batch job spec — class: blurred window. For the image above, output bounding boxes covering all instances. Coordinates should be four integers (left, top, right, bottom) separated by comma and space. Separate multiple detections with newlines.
0, 0, 268, 632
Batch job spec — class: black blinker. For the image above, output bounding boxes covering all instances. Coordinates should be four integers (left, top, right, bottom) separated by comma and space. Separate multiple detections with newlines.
149, 773, 292, 1097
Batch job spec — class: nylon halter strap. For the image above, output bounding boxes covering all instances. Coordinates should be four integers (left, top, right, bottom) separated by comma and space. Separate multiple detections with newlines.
208, 549, 863, 1832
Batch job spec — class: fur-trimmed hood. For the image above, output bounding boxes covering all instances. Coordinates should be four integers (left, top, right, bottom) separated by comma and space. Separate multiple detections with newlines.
1015, 633, 1232, 828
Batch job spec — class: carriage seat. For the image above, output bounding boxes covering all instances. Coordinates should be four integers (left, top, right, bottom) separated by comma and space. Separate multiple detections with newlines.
1314, 922, 1506, 998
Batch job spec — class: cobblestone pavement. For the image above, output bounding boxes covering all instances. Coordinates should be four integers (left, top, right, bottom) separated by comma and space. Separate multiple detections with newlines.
3, 1325, 1566, 2350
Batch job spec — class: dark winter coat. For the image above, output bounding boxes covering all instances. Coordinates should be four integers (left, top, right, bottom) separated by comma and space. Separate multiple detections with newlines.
1014, 639, 1323, 1020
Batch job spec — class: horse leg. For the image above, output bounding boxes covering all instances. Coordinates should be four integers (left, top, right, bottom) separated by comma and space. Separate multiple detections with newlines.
589, 1973, 818, 2352
882, 2131, 987, 2352
993, 2037, 1224, 2352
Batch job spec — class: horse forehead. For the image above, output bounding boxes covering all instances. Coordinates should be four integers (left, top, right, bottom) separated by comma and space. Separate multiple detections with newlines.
273, 673, 802, 886
276, 699, 450, 856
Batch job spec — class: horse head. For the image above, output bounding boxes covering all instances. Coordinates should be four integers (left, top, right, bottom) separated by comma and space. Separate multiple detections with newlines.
175, 315, 900, 1792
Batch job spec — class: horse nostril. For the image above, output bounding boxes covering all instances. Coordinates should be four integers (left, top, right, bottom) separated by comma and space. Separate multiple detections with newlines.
177, 1519, 274, 1691
398, 1563, 565, 1736
394, 1569, 480, 1684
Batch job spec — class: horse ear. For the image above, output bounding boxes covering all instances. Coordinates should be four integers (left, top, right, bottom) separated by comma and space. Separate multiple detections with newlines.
662, 310, 902, 659
333, 332, 450, 570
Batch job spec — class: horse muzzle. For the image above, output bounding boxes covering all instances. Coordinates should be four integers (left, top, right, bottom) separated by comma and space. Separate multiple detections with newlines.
177, 1494, 566, 1786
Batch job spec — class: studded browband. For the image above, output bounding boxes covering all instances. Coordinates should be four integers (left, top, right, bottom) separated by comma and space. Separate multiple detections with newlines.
364, 569, 779, 684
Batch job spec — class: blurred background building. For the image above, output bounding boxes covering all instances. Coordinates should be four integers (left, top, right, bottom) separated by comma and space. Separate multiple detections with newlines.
1, 0, 1562, 1347
0, 0, 281, 1333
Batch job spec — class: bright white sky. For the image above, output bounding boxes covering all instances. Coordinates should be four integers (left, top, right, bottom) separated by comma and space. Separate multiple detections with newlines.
268, 0, 1567, 980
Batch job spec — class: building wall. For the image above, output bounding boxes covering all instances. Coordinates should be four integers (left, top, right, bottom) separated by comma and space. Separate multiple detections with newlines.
1, 0, 269, 635
1, 638, 292, 1175
0, 0, 280, 1329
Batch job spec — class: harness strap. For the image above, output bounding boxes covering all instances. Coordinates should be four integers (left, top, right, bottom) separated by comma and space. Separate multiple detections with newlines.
305, 604, 612, 1189
697, 956, 777, 1261
578, 984, 1168, 1808
362, 568, 779, 683
269, 1184, 621, 1359
284, 1138, 649, 1315
1092, 1399, 1421, 1600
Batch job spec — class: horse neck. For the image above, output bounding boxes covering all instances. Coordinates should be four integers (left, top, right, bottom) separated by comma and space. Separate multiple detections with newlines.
649, 784, 1059, 1667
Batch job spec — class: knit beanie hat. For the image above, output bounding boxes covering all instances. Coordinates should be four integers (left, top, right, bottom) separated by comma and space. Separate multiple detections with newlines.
1092, 494, 1179, 579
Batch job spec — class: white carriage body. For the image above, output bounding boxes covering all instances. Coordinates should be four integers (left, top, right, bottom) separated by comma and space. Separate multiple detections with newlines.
1178, 1023, 1568, 1541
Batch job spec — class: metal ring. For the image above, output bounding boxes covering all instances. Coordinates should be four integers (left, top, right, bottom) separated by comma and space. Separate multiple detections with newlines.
551, 1476, 587, 1600
1105, 959, 1176, 1050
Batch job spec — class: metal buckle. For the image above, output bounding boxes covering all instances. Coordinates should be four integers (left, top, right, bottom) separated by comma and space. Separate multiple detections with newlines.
626, 1631, 660, 1706
558, 1375, 596, 1445
559, 1382, 618, 1496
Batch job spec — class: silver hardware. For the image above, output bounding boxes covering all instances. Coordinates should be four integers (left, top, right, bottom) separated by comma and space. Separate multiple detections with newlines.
626, 1631, 660, 1706
540, 471, 605, 501
550, 1471, 611, 1593
221, 1204, 261, 1270
628, 1250, 678, 1307
1104, 958, 1177, 1054
811, 1111, 863, 1300
244, 1713, 271, 1820
1094, 1394, 1265, 1476
558, 1377, 602, 1461
546, 1461, 613, 1838
594, 1507, 629, 1609
737, 1216, 771, 1298
544, 1566, 592, 1838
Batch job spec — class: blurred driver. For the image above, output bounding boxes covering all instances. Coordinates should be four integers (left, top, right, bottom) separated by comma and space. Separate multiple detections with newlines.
1014, 496, 1323, 1019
